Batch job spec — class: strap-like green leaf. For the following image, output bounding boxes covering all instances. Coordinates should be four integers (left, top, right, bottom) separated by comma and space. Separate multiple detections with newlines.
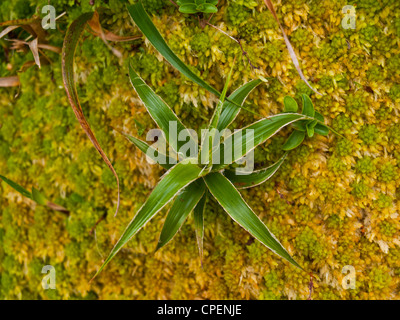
129, 64, 196, 152
224, 152, 288, 189
156, 179, 206, 250
91, 159, 204, 279
282, 130, 306, 150
127, 2, 220, 97
204, 172, 302, 269
216, 79, 262, 131
209, 61, 234, 131
201, 61, 234, 167
0, 175, 69, 214
32, 187, 47, 205
213, 113, 306, 170
0, 175, 32, 199
193, 189, 207, 265
122, 132, 175, 170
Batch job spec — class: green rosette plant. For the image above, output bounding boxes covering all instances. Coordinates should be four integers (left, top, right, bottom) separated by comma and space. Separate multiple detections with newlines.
177, 0, 219, 14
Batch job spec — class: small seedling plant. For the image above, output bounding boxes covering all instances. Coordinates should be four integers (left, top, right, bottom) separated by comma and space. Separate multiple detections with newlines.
176, 0, 219, 14
83, 4, 333, 279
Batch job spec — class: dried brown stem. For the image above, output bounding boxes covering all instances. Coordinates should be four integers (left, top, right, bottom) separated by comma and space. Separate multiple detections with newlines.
89, 212, 107, 235
168, 0, 179, 8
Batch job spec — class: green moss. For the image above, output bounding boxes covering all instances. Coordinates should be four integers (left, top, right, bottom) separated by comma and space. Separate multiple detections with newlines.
291, 28, 313, 48
374, 193, 393, 209
380, 220, 397, 237
327, 156, 347, 175
394, 18, 400, 37
367, 65, 385, 82
360, 25, 379, 43
238, 19, 260, 39
294, 205, 315, 223
259, 271, 282, 300
227, 3, 251, 26
140, 0, 166, 15
358, 125, 379, 145
190, 32, 211, 53
287, 174, 307, 193
332, 114, 353, 132
345, 92, 368, 116
355, 156, 376, 174
268, 198, 292, 216
378, 163, 398, 183
375, 106, 393, 120
387, 55, 400, 79
325, 214, 344, 229
351, 181, 369, 199
367, 268, 392, 291
334, 138, 353, 157
389, 84, 400, 100
388, 124, 400, 145
295, 227, 328, 262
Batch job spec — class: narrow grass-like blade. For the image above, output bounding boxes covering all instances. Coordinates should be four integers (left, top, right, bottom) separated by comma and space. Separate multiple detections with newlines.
62, 12, 120, 217
127, 2, 220, 97
204, 172, 302, 269
0, 175, 32, 199
200, 61, 235, 167
209, 59, 235, 130
193, 189, 207, 265
32, 187, 47, 205
213, 113, 306, 170
0, 175, 69, 214
121, 132, 175, 170
129, 64, 196, 152
91, 159, 204, 279
224, 152, 288, 189
216, 80, 262, 131
156, 179, 206, 250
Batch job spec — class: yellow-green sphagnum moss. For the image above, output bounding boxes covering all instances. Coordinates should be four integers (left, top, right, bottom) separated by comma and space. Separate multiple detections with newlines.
1, 0, 400, 300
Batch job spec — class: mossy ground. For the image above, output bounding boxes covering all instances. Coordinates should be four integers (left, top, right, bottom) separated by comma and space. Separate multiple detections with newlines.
0, 0, 400, 300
